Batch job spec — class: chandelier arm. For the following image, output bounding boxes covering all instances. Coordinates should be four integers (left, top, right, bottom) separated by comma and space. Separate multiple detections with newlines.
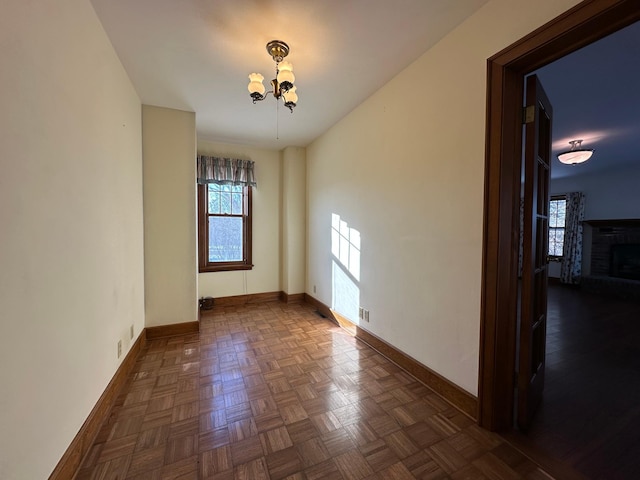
250, 90, 275, 103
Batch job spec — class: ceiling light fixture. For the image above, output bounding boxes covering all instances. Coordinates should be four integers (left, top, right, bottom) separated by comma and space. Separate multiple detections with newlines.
248, 40, 298, 113
557, 139, 594, 165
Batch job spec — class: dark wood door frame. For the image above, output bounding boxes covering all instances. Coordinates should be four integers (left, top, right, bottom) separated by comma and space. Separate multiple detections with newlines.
479, 0, 640, 431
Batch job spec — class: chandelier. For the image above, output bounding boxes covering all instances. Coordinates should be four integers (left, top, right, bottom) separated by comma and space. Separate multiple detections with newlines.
248, 40, 298, 113
557, 139, 594, 165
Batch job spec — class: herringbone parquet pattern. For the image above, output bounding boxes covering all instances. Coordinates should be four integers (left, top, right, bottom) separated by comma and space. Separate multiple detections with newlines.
76, 302, 552, 479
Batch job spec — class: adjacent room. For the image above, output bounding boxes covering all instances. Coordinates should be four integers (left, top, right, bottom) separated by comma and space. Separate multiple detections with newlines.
506, 20, 640, 479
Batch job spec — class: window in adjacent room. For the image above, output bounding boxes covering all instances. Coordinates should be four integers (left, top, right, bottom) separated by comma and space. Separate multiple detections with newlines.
198, 183, 252, 272
548, 195, 566, 259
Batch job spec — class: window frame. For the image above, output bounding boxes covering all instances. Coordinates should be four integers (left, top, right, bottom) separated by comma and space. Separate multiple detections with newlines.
197, 183, 253, 272
548, 194, 566, 261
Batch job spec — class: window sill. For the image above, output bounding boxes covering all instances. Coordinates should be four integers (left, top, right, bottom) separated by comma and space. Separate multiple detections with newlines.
199, 264, 254, 273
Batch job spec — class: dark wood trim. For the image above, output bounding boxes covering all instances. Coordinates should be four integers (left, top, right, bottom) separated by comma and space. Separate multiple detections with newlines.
145, 321, 200, 340
197, 184, 253, 273
245, 185, 253, 270
212, 291, 281, 307
334, 311, 478, 420
50, 318, 206, 478
304, 294, 478, 419
303, 293, 333, 319
480, 0, 640, 431
200, 263, 254, 272
197, 182, 207, 271
479, 50, 522, 432
48, 332, 147, 480
279, 292, 305, 304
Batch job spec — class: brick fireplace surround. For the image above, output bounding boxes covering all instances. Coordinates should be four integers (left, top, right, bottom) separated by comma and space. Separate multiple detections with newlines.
582, 219, 640, 299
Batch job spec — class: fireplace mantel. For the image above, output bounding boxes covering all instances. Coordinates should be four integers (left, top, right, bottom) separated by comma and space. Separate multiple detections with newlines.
582, 219, 640, 299
585, 219, 640, 227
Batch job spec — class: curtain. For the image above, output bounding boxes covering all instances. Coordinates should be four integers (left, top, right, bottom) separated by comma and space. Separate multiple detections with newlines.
560, 191, 585, 284
197, 155, 256, 186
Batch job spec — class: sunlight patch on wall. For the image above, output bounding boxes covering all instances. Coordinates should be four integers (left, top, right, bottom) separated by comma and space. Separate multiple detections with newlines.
331, 213, 360, 280
331, 214, 361, 323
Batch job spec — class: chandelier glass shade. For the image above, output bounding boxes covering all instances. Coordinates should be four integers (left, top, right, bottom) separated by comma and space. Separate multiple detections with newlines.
248, 40, 298, 112
557, 139, 594, 165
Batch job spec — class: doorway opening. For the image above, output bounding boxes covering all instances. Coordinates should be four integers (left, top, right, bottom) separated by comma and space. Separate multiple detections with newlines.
478, 0, 640, 439
509, 18, 640, 478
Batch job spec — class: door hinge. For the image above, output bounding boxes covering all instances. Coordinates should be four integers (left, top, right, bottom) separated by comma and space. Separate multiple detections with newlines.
523, 105, 535, 124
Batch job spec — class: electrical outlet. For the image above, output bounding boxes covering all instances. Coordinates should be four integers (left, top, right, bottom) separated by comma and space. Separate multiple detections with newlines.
117, 340, 122, 358
130, 325, 134, 339
364, 310, 370, 322
359, 307, 364, 319
313, 285, 317, 293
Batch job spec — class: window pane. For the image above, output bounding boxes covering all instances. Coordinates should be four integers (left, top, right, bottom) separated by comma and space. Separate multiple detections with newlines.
549, 199, 566, 228
549, 228, 564, 256
231, 193, 242, 214
556, 201, 566, 227
549, 200, 558, 227
208, 216, 243, 262
208, 184, 220, 213
220, 193, 232, 214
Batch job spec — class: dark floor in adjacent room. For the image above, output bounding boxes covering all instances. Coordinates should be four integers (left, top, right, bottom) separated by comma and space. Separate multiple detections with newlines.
76, 301, 552, 479
507, 283, 640, 480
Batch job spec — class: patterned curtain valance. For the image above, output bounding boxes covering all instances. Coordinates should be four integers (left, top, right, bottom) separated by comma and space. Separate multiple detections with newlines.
197, 155, 256, 187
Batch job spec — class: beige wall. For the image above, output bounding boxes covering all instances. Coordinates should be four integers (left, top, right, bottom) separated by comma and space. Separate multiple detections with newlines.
142, 106, 198, 327
0, 0, 145, 478
281, 147, 307, 295
197, 140, 281, 298
306, 0, 580, 395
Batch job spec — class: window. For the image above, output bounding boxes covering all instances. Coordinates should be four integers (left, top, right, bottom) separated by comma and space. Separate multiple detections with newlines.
548, 195, 566, 259
198, 183, 252, 272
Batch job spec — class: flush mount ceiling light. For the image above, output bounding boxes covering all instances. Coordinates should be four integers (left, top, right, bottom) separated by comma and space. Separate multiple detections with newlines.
248, 40, 298, 113
557, 139, 594, 165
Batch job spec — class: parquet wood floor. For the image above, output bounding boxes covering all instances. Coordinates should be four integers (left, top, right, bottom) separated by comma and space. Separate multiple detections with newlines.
76, 302, 552, 479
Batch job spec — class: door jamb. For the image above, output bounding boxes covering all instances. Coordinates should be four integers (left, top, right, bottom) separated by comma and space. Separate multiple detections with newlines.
479, 0, 640, 431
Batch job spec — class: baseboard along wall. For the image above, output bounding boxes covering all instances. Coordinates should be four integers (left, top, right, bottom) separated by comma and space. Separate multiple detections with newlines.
48, 331, 147, 480
145, 321, 200, 340
304, 293, 479, 420
211, 291, 281, 306
49, 319, 202, 479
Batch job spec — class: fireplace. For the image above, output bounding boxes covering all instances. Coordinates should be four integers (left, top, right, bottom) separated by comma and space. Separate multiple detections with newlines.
582, 219, 640, 299
610, 244, 640, 281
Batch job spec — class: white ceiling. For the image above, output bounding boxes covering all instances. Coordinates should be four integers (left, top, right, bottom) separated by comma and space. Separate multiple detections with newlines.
90, 0, 488, 149
90, 1, 640, 178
